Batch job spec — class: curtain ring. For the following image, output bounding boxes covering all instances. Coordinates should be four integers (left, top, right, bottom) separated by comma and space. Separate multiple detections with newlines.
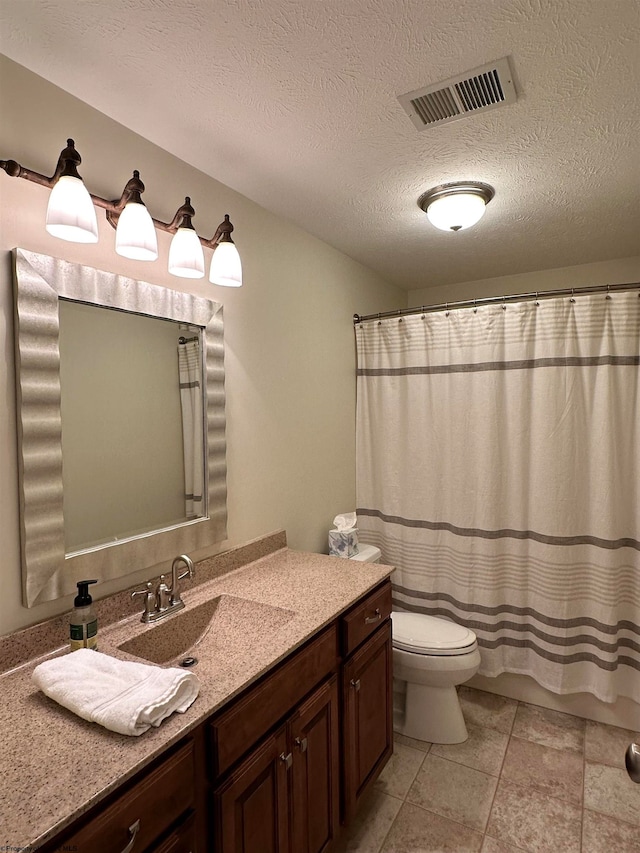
473, 298, 477, 314
606, 285, 611, 300
502, 295, 507, 310
377, 312, 382, 325
445, 302, 449, 317
535, 291, 540, 306
570, 288, 576, 303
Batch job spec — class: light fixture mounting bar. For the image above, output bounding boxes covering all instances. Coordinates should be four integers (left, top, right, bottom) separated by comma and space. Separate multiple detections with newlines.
0, 140, 233, 248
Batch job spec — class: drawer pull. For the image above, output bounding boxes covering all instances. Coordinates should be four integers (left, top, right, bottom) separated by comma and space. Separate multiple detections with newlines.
295, 736, 308, 753
365, 608, 382, 625
120, 819, 141, 853
350, 678, 361, 692
280, 751, 293, 769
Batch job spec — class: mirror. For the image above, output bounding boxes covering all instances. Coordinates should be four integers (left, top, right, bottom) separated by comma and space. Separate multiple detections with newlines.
59, 301, 203, 552
13, 248, 227, 607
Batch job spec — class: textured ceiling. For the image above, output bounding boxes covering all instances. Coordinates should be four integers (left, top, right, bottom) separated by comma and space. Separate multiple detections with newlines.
1, 0, 639, 290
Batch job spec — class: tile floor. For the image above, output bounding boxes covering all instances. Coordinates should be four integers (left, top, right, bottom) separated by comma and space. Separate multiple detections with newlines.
334, 686, 640, 853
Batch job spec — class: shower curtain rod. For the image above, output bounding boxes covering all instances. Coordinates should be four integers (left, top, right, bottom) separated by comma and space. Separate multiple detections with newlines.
353, 281, 640, 324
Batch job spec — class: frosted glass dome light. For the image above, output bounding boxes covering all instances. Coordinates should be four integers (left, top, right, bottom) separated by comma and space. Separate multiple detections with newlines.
46, 175, 99, 243
418, 183, 494, 232
115, 200, 158, 260
209, 240, 242, 287
168, 225, 205, 279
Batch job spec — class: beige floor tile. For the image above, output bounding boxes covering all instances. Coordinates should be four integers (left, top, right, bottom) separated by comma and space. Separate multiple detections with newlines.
511, 703, 585, 753
393, 732, 432, 752
482, 836, 528, 853
431, 721, 510, 776
486, 779, 582, 853
459, 687, 518, 734
584, 761, 640, 826
380, 801, 484, 853
374, 742, 426, 800
581, 808, 640, 853
333, 788, 403, 853
585, 719, 640, 769
407, 753, 498, 833
501, 736, 583, 805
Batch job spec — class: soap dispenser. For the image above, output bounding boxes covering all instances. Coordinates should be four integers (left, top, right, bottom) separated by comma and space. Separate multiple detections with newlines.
70, 580, 98, 651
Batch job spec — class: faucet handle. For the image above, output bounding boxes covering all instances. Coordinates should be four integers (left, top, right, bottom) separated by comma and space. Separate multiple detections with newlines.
131, 582, 156, 621
155, 575, 171, 611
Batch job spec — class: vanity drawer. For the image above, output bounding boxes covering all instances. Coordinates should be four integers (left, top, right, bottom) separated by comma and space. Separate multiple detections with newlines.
55, 739, 195, 853
209, 623, 338, 777
341, 580, 392, 656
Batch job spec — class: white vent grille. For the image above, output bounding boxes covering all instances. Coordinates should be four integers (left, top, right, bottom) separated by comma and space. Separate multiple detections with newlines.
398, 57, 516, 130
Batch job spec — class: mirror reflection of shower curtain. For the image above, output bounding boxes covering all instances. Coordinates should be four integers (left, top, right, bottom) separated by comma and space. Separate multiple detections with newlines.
178, 337, 204, 518
356, 291, 639, 704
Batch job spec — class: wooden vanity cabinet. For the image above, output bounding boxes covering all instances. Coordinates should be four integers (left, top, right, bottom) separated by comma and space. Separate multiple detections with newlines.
340, 582, 393, 822
341, 621, 393, 820
212, 676, 340, 853
37, 579, 392, 853
38, 737, 197, 853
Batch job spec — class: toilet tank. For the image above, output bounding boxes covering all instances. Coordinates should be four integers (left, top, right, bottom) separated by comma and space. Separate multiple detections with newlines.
349, 544, 381, 563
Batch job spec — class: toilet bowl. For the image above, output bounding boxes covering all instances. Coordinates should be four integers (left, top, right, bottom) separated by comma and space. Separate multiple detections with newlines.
347, 544, 480, 744
392, 611, 480, 744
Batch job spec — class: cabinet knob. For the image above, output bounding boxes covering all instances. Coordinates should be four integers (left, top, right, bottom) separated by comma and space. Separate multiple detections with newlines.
120, 819, 141, 853
294, 736, 308, 753
364, 608, 382, 625
279, 751, 293, 770
350, 678, 361, 692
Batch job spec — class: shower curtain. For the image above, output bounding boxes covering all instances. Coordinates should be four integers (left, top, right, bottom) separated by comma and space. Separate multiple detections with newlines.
355, 291, 640, 703
178, 337, 204, 518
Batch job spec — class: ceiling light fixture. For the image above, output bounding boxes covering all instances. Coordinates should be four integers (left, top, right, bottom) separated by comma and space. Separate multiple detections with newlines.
418, 182, 494, 232
0, 139, 242, 286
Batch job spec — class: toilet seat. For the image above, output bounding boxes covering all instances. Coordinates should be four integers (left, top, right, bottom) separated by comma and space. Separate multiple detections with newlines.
391, 611, 477, 657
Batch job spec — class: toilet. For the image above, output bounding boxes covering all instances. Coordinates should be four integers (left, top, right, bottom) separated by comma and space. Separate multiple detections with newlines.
349, 544, 481, 745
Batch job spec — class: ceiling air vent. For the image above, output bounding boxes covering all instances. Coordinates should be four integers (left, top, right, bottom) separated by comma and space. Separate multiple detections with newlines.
398, 57, 516, 130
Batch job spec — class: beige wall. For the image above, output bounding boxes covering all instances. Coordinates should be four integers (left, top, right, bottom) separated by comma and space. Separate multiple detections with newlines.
408, 255, 640, 307
0, 57, 406, 635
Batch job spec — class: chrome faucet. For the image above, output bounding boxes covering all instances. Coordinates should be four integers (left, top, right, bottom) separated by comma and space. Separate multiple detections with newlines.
170, 554, 195, 607
131, 554, 195, 623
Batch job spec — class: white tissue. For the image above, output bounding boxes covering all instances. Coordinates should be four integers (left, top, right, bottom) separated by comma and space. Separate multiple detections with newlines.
329, 512, 359, 557
333, 512, 357, 532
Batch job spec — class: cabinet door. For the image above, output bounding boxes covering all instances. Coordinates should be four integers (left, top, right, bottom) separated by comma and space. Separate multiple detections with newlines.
214, 726, 290, 853
342, 621, 393, 821
289, 676, 340, 853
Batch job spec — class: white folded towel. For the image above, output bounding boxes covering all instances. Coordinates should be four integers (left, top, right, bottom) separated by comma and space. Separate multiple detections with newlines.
32, 648, 200, 736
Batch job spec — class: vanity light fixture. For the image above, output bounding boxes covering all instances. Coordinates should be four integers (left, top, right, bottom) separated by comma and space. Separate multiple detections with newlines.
1, 138, 242, 286
418, 182, 494, 232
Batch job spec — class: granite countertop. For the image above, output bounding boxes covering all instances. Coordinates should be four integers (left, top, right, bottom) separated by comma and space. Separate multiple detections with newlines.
0, 546, 393, 850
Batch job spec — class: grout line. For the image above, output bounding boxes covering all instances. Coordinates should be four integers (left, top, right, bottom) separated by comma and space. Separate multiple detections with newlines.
396, 796, 486, 842
482, 698, 519, 845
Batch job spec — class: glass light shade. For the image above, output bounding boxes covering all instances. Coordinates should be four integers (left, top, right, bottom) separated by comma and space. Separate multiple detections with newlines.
115, 201, 158, 260
45, 175, 99, 243
168, 226, 205, 278
209, 241, 242, 287
426, 192, 487, 231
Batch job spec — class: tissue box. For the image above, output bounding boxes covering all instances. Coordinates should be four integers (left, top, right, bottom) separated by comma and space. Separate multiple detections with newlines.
328, 528, 359, 558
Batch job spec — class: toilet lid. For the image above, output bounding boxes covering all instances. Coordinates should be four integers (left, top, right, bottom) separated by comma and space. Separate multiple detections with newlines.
391, 611, 477, 655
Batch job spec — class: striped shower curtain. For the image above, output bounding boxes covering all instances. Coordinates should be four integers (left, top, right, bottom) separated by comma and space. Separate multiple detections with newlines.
355, 291, 639, 703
